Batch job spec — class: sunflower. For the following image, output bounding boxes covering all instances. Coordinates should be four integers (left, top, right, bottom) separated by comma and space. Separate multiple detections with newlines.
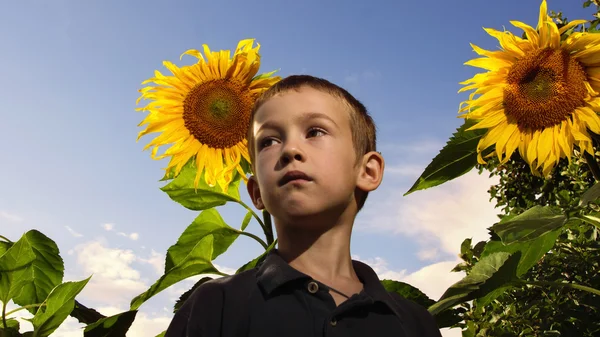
458, 0, 600, 177
136, 39, 280, 191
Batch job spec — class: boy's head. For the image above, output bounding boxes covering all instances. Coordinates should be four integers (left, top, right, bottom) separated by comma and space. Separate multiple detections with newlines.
246, 75, 383, 224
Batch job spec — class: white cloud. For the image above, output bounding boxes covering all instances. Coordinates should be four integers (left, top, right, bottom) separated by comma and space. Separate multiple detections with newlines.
117, 231, 140, 241
72, 240, 147, 305
65, 225, 83, 238
139, 249, 165, 275
361, 169, 499, 258
417, 248, 439, 261
0, 210, 23, 222
352, 255, 407, 281
102, 223, 114, 231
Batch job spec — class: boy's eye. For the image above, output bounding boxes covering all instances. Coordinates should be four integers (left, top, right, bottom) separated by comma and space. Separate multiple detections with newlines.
258, 137, 278, 150
307, 128, 326, 138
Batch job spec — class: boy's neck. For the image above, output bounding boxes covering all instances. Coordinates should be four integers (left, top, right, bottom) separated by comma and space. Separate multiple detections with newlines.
276, 216, 359, 283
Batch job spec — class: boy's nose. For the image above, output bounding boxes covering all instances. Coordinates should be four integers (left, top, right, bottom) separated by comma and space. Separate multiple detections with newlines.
279, 145, 305, 165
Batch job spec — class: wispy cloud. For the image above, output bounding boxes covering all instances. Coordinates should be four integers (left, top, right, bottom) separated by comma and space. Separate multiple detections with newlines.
0, 210, 23, 222
64, 226, 83, 238
102, 223, 139, 241
358, 169, 499, 259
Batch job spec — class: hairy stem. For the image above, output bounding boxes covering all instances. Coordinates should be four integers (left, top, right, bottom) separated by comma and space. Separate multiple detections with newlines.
263, 210, 275, 246
5, 303, 45, 317
238, 231, 268, 250
2, 301, 7, 330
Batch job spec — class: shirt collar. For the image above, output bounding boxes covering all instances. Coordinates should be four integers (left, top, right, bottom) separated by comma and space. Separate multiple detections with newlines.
256, 249, 397, 305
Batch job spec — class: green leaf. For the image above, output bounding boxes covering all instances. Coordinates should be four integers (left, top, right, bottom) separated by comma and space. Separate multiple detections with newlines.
429, 252, 520, 315
235, 239, 277, 274
482, 227, 561, 277
70, 300, 106, 325
491, 206, 566, 244
12, 231, 64, 313
381, 280, 434, 307
155, 331, 166, 337
31, 277, 90, 337
173, 277, 212, 313
579, 214, 600, 229
404, 119, 486, 195
130, 209, 240, 310
382, 280, 463, 328
0, 234, 36, 305
0, 241, 12, 257
0, 319, 20, 337
241, 211, 253, 231
580, 182, 600, 206
160, 160, 242, 211
83, 310, 137, 337
252, 69, 279, 81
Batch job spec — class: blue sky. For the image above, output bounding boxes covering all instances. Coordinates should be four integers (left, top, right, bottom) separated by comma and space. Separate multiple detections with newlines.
0, 0, 595, 336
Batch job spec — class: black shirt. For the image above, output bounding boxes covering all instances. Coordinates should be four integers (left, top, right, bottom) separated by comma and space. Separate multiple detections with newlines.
165, 250, 442, 337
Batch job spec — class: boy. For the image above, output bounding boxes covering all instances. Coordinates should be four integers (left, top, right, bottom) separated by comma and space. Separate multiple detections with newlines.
165, 75, 442, 337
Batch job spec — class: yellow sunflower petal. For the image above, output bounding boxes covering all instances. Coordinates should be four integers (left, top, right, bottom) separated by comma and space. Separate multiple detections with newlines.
136, 39, 280, 191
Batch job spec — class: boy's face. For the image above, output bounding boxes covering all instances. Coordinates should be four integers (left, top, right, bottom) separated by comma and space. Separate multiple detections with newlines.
247, 86, 364, 224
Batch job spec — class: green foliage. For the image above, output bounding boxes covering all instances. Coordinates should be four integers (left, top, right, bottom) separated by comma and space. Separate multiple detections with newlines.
83, 310, 138, 337
404, 119, 486, 195
161, 160, 242, 211
31, 278, 90, 337
429, 252, 521, 315
130, 209, 240, 310
491, 206, 566, 245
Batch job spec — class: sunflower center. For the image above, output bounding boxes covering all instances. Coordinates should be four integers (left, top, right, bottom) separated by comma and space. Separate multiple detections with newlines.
182, 79, 254, 149
504, 47, 587, 131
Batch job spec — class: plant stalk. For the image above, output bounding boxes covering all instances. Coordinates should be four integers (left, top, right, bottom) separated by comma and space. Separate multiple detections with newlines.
263, 210, 274, 246
584, 151, 600, 181
2, 300, 7, 330
238, 231, 268, 250
524, 280, 600, 297
5, 303, 45, 317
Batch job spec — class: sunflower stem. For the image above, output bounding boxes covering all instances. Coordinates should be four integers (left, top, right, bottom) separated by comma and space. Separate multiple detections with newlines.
262, 210, 275, 246
235, 200, 266, 230
584, 151, 600, 181
522, 280, 600, 297
238, 231, 268, 250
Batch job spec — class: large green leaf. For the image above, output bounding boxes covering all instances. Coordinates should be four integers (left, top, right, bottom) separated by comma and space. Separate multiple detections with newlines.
482, 227, 561, 277
404, 119, 486, 195
31, 277, 90, 337
130, 209, 240, 310
0, 234, 36, 304
381, 280, 462, 328
429, 252, 520, 315
70, 300, 106, 325
381, 280, 434, 308
0, 319, 20, 337
173, 277, 212, 313
12, 230, 64, 312
160, 160, 242, 211
580, 182, 600, 206
83, 310, 138, 337
0, 240, 12, 257
491, 206, 566, 245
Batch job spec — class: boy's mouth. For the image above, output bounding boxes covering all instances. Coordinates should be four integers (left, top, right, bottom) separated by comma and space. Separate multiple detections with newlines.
278, 170, 313, 186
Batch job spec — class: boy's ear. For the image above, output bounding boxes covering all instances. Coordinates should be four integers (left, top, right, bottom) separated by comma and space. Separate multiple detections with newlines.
356, 151, 384, 192
247, 175, 265, 210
